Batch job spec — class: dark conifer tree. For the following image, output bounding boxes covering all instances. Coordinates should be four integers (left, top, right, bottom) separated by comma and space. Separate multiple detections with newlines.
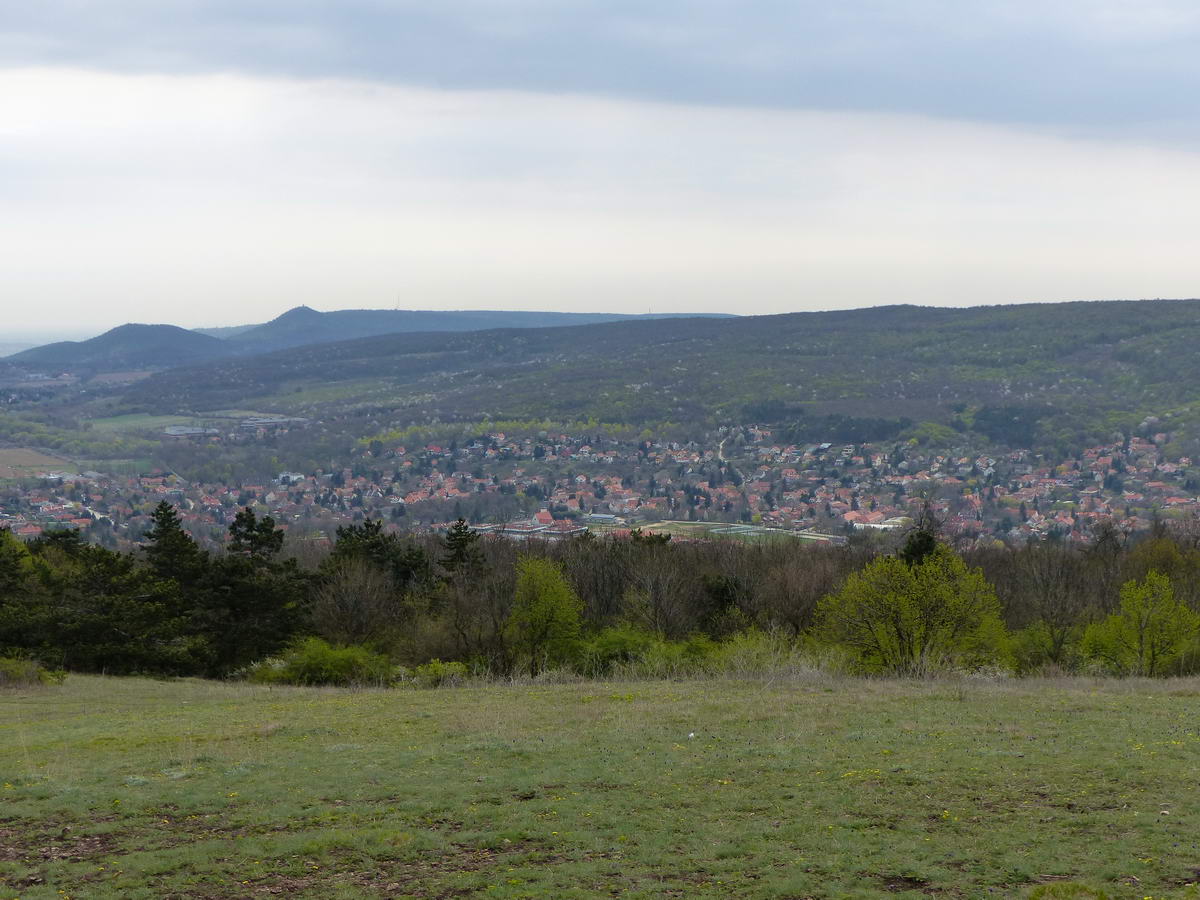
899, 504, 942, 568
143, 501, 206, 582
441, 518, 481, 575
228, 507, 285, 559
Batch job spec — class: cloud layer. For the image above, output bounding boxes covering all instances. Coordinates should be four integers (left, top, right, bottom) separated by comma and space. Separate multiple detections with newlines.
1, 4, 1197, 333
3, 1, 1199, 138
3, 67, 1198, 331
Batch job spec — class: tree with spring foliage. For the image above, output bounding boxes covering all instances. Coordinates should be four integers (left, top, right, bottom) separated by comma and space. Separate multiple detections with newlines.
1082, 571, 1200, 676
817, 544, 1008, 675
505, 556, 582, 676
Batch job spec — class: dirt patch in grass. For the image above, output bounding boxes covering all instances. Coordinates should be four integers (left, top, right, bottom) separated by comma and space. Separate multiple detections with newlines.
358, 842, 613, 895
876, 873, 938, 893
244, 842, 546, 897
0, 821, 119, 864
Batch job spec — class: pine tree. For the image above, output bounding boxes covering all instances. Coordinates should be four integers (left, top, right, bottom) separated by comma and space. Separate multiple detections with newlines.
899, 504, 941, 568
0, 527, 33, 596
143, 501, 205, 582
441, 518, 481, 574
228, 507, 284, 559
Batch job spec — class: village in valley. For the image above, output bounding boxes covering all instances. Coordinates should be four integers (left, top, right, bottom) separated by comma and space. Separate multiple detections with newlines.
2, 416, 1196, 549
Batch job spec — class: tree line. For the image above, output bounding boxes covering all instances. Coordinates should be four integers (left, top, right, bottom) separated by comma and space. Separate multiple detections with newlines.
3, 504, 1200, 682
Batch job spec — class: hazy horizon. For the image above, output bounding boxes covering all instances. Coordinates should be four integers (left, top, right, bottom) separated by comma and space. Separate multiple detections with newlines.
11, 295, 1200, 350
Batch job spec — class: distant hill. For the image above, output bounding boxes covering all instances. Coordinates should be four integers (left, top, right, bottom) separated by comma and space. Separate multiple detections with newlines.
193, 323, 261, 339
9, 307, 731, 375
0, 342, 35, 358
224, 306, 732, 353
119, 299, 1200, 452
10, 324, 235, 373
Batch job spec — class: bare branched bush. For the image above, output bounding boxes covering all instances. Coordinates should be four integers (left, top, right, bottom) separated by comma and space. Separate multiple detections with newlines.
310, 559, 403, 646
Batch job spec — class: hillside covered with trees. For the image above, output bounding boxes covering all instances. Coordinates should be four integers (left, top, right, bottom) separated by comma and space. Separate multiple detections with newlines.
118, 299, 1200, 453
219, 305, 733, 353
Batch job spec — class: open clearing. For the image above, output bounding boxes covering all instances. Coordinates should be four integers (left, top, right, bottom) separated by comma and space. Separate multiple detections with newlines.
3, 675, 1200, 898
630, 521, 837, 544
86, 414, 203, 434
0, 449, 75, 479
87, 411, 285, 434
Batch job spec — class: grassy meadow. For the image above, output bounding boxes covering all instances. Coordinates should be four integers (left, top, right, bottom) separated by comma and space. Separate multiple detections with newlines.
3, 675, 1200, 899
86, 414, 201, 434
0, 450, 76, 480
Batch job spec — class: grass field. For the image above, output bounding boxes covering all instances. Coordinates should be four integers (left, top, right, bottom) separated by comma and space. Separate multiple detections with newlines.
0, 449, 76, 479
87, 414, 202, 434
88, 411, 284, 435
3, 675, 1200, 899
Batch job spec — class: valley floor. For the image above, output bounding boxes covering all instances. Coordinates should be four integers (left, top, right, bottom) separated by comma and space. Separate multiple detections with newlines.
2, 675, 1199, 898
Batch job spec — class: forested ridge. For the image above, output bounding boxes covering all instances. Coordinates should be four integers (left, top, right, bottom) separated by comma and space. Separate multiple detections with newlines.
115, 299, 1200, 451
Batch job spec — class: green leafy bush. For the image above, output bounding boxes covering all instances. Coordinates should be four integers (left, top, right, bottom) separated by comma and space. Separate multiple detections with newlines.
0, 656, 66, 688
1082, 571, 1200, 676
577, 627, 836, 680
705, 629, 835, 677
647, 633, 720, 673
505, 556, 583, 676
578, 625, 661, 676
411, 659, 469, 688
1010, 623, 1085, 675
816, 544, 1010, 675
248, 637, 394, 687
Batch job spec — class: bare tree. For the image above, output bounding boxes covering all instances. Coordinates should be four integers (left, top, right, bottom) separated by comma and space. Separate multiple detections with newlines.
755, 546, 845, 635
311, 558, 404, 645
1010, 542, 1096, 664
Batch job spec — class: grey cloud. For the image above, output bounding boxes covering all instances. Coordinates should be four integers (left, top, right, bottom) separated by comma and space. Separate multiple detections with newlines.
2, 1, 1198, 138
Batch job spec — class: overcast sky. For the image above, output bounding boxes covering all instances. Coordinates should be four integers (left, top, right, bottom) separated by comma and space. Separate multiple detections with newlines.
3, 1, 1198, 338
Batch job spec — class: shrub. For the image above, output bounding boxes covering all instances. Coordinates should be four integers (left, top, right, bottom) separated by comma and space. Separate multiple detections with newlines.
1010, 623, 1085, 675
578, 625, 660, 676
505, 556, 583, 676
620, 632, 717, 678
816, 544, 1010, 675
592, 629, 841, 680
248, 637, 394, 686
705, 629, 832, 678
0, 656, 65, 688
411, 658, 469, 688
1082, 571, 1200, 676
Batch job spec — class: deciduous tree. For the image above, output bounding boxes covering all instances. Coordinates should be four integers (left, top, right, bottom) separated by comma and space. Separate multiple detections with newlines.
817, 544, 1007, 674
1082, 571, 1200, 676
506, 556, 582, 676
